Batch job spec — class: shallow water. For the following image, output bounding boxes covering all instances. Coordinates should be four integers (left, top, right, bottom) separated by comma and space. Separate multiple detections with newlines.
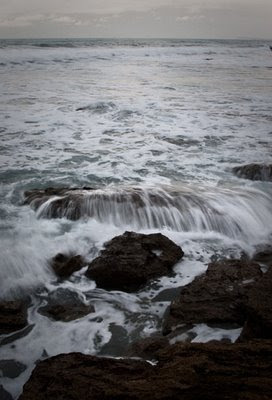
0, 38, 272, 398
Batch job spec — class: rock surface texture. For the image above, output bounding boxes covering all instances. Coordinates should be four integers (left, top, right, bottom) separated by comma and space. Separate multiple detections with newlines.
51, 253, 86, 278
86, 231, 184, 291
163, 259, 263, 335
19, 341, 272, 400
232, 163, 272, 181
38, 288, 95, 322
0, 300, 28, 335
23, 187, 94, 220
239, 266, 272, 340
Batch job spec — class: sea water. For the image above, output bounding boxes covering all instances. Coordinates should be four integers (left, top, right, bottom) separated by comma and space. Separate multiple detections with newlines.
0, 38, 272, 398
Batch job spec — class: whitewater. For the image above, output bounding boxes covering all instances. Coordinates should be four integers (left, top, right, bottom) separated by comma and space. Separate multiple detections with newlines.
0, 38, 271, 398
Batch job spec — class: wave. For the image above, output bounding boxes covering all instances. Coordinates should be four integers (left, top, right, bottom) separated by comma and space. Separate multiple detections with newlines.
24, 184, 272, 243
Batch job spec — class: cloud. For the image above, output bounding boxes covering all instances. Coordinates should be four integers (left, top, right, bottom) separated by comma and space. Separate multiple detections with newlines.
0, 13, 93, 28
0, 14, 46, 27
176, 15, 206, 22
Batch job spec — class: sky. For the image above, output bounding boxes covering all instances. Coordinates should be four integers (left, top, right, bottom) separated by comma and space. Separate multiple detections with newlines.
0, 0, 271, 39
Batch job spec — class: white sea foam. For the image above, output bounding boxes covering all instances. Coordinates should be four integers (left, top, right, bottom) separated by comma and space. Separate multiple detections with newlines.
0, 39, 271, 398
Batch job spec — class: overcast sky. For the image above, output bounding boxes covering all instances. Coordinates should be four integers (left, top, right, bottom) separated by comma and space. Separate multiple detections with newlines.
0, 0, 271, 39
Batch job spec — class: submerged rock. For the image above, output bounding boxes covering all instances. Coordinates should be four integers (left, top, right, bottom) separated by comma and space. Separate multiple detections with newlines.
253, 246, 272, 267
23, 186, 179, 221
51, 253, 86, 278
0, 300, 28, 335
163, 259, 262, 335
0, 385, 13, 400
232, 163, 272, 181
23, 187, 95, 220
19, 341, 272, 400
0, 359, 27, 378
38, 288, 95, 322
240, 266, 272, 340
86, 231, 184, 292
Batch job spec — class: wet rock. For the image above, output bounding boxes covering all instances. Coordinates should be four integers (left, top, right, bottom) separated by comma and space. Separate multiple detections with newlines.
0, 300, 28, 335
24, 187, 94, 205
38, 288, 95, 322
51, 253, 86, 278
23, 187, 95, 220
0, 359, 27, 378
20, 341, 272, 400
86, 231, 184, 292
240, 266, 272, 340
0, 385, 13, 400
163, 259, 262, 335
253, 246, 272, 267
127, 336, 169, 359
152, 287, 182, 302
232, 163, 272, 181
99, 324, 129, 357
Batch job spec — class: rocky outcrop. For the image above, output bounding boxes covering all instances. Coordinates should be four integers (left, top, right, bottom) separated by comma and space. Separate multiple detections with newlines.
86, 231, 184, 292
38, 288, 95, 322
163, 259, 262, 335
232, 163, 272, 181
51, 253, 86, 278
19, 341, 272, 400
239, 266, 272, 340
0, 300, 28, 335
23, 187, 95, 220
23, 187, 94, 206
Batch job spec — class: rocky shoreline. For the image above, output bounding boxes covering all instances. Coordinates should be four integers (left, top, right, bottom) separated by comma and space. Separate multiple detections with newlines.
1, 229, 270, 399
1, 173, 272, 399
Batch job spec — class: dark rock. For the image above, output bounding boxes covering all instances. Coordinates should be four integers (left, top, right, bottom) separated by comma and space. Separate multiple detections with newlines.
152, 287, 182, 302
51, 253, 85, 278
232, 163, 272, 181
240, 266, 272, 340
23, 187, 95, 220
0, 300, 28, 335
19, 341, 272, 400
163, 259, 262, 335
253, 246, 272, 267
0, 359, 27, 378
86, 231, 184, 292
0, 385, 13, 400
23, 186, 178, 221
0, 325, 34, 346
99, 324, 129, 357
38, 288, 95, 322
127, 336, 169, 359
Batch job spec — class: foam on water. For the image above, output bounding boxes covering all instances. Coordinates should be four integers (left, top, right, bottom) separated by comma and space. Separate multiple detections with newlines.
0, 38, 272, 398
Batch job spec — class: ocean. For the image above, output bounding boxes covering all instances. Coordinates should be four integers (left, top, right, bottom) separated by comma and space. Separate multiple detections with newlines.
0, 38, 272, 398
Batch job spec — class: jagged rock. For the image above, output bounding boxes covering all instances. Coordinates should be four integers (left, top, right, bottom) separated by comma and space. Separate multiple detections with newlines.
86, 231, 184, 292
163, 259, 262, 335
51, 253, 85, 278
240, 266, 272, 340
38, 288, 95, 322
19, 341, 272, 400
232, 163, 272, 181
0, 300, 28, 335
